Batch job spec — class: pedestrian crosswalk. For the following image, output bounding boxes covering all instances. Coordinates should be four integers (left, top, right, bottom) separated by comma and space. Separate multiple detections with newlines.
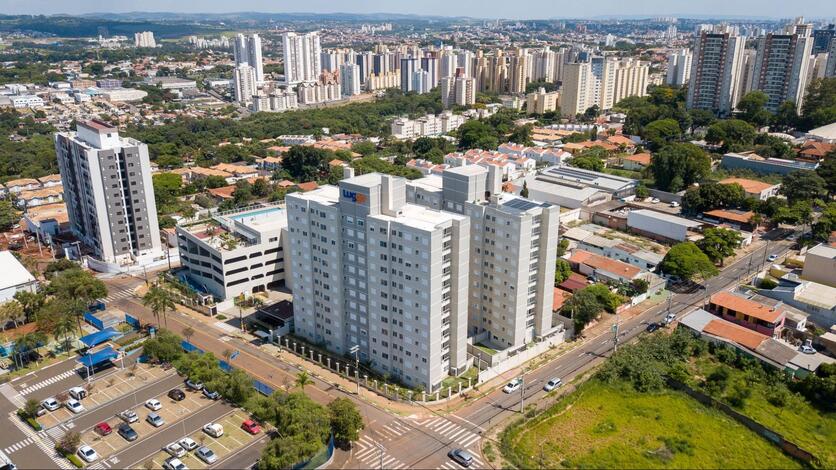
3, 436, 34, 455
437, 455, 485, 470
8, 407, 73, 469
375, 420, 412, 440
0, 382, 25, 407
19, 369, 78, 395
103, 288, 134, 303
353, 435, 408, 469
416, 416, 482, 448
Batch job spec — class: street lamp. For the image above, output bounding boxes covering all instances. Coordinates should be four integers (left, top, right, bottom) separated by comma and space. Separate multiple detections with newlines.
349, 345, 360, 396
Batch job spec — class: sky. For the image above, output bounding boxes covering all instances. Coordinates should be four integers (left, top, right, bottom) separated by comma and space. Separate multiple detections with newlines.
6, 0, 836, 19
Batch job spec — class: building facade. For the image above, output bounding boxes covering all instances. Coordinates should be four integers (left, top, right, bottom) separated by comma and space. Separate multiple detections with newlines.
282, 32, 322, 85
686, 27, 745, 116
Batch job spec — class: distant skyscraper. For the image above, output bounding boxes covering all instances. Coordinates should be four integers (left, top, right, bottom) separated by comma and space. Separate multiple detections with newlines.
751, 19, 814, 112
665, 49, 692, 86
233, 34, 249, 67
282, 32, 322, 85
686, 26, 745, 116
560, 62, 593, 116
55, 120, 162, 268
134, 31, 156, 48
420, 57, 439, 90
454, 76, 475, 106
812, 25, 836, 54
233, 34, 265, 83
340, 63, 361, 96
400, 57, 418, 92
233, 65, 257, 104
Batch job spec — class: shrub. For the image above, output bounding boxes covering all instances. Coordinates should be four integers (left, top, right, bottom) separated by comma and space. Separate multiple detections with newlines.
56, 431, 81, 455
66, 454, 84, 468
26, 417, 42, 431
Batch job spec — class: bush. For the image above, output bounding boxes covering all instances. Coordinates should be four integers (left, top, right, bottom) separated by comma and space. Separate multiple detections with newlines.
26, 417, 42, 431
66, 454, 84, 468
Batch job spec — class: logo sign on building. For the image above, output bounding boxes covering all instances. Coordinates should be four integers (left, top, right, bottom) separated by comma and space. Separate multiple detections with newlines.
341, 189, 367, 203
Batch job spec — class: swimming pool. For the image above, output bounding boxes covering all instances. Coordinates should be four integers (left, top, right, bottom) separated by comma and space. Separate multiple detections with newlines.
229, 207, 284, 221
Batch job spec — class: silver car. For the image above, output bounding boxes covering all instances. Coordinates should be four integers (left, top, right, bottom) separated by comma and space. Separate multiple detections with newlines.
196, 446, 217, 464
543, 377, 562, 392
146, 412, 165, 427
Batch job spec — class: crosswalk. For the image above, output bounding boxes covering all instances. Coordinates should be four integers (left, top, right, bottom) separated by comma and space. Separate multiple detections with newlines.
374, 419, 412, 440
3, 436, 34, 455
353, 435, 408, 469
0, 382, 25, 407
414, 416, 482, 448
8, 407, 73, 469
437, 456, 485, 470
19, 369, 78, 395
103, 288, 135, 303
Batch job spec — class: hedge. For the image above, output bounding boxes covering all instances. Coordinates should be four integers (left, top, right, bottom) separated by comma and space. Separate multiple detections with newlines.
65, 454, 83, 468
26, 417, 42, 431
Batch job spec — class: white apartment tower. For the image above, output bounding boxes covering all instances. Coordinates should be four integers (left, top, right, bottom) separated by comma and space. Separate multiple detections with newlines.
613, 58, 649, 105
340, 63, 361, 96
686, 26, 746, 116
233, 34, 265, 83
751, 20, 814, 112
233, 65, 257, 104
55, 120, 163, 268
134, 31, 156, 48
286, 173, 470, 392
560, 62, 593, 116
666, 49, 692, 86
282, 32, 322, 85
455, 76, 476, 107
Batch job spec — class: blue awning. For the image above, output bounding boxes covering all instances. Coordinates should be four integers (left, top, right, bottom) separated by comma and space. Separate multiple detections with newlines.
78, 346, 118, 368
79, 327, 121, 348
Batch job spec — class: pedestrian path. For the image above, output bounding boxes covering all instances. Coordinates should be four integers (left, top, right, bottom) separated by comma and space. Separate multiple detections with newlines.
352, 435, 408, 469
3, 436, 34, 455
0, 383, 25, 407
18, 369, 77, 396
374, 419, 412, 440
413, 416, 482, 448
102, 288, 135, 303
8, 409, 73, 469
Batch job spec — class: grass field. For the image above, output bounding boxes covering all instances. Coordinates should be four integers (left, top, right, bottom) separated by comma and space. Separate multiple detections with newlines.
502, 380, 802, 469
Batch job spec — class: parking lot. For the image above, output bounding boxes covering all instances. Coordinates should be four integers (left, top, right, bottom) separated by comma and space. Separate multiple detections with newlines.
37, 364, 173, 429
146, 410, 263, 469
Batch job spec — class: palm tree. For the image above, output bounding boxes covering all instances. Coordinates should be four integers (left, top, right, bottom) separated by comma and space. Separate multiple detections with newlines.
142, 286, 176, 328
13, 291, 44, 323
0, 301, 24, 329
13, 331, 47, 367
0, 302, 17, 332
53, 312, 77, 356
295, 371, 313, 392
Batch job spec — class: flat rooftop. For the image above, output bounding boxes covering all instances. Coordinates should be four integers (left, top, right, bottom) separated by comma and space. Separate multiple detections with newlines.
224, 206, 287, 233
630, 209, 702, 228
409, 175, 444, 192
538, 165, 637, 192
372, 203, 466, 232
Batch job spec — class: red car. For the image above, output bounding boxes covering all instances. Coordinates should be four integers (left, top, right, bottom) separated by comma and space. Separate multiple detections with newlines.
241, 419, 261, 435
94, 422, 112, 436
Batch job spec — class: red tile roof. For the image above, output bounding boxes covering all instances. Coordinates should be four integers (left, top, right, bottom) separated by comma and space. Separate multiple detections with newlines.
569, 250, 642, 279
704, 209, 754, 224
296, 181, 319, 192
624, 152, 651, 166
552, 288, 572, 312
703, 319, 768, 350
710, 291, 784, 323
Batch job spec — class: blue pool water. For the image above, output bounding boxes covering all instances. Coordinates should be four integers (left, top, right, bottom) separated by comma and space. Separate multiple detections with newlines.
229, 207, 283, 221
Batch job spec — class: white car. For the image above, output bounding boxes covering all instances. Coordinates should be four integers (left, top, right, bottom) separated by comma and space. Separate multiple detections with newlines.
77, 445, 98, 463
767, 254, 778, 262
203, 422, 224, 438
120, 409, 138, 423
68, 386, 87, 400
145, 399, 162, 411
663, 313, 676, 325
543, 378, 562, 392
163, 457, 188, 470
503, 378, 523, 394
179, 437, 198, 452
165, 442, 187, 458
66, 398, 85, 414
41, 397, 60, 411
669, 201, 680, 208
196, 446, 218, 464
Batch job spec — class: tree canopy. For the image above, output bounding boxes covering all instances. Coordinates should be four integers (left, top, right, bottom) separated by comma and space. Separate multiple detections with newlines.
780, 170, 828, 205
696, 228, 743, 266
650, 143, 711, 192
705, 119, 756, 153
660, 242, 719, 282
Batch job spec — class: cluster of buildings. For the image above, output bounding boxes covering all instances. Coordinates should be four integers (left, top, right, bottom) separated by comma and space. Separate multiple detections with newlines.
390, 111, 467, 139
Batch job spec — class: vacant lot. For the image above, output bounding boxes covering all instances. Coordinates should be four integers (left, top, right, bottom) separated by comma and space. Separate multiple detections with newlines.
502, 380, 801, 469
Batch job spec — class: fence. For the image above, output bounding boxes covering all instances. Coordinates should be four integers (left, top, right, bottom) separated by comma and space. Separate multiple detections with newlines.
181, 340, 203, 354
83, 312, 105, 330
296, 435, 334, 470
668, 380, 819, 466
125, 314, 141, 330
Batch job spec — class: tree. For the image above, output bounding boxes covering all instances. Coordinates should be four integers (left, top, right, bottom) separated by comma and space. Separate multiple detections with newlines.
53, 312, 78, 356
328, 398, 364, 447
182, 326, 195, 344
705, 119, 756, 153
48, 268, 107, 305
697, 228, 743, 266
520, 181, 529, 198
0, 300, 24, 330
43, 258, 78, 279
13, 330, 47, 366
282, 146, 332, 182
772, 101, 799, 132
681, 183, 745, 215
509, 124, 533, 146
565, 284, 622, 335
152, 172, 183, 207
351, 141, 376, 156
458, 120, 498, 150
260, 435, 324, 470
554, 258, 572, 285
650, 143, 711, 192
21, 398, 41, 419
13, 290, 44, 323
0, 200, 19, 232
556, 238, 569, 257
780, 170, 827, 204
660, 242, 719, 282
219, 369, 254, 405
252, 178, 270, 198
642, 118, 681, 150
56, 431, 81, 455
798, 77, 836, 131
142, 285, 176, 328
295, 371, 313, 392
736, 91, 772, 127
689, 108, 717, 129
142, 329, 184, 363
817, 151, 836, 197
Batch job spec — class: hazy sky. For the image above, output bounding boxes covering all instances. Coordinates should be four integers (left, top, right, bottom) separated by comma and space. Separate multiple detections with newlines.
6, 0, 836, 19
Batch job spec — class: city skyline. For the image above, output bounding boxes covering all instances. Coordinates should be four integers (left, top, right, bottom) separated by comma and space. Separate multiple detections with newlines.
7, 0, 836, 19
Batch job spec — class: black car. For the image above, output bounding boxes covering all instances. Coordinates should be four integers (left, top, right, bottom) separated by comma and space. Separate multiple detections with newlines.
168, 388, 186, 401
117, 423, 138, 441
646, 322, 661, 333
203, 389, 220, 400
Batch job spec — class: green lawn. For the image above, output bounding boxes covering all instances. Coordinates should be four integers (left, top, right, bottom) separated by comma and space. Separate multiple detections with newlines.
502, 380, 802, 469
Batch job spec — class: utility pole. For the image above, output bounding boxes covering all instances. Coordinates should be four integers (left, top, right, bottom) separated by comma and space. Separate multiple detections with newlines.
350, 345, 360, 395
519, 371, 526, 414
612, 313, 620, 352
376, 443, 385, 470
760, 240, 770, 269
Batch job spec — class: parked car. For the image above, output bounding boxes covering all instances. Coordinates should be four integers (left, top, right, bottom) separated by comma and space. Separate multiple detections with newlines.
165, 442, 187, 458
448, 448, 474, 467
77, 446, 98, 463
146, 412, 165, 427
767, 254, 779, 262
120, 410, 138, 423
241, 420, 261, 435
65, 398, 85, 414
163, 457, 187, 470
145, 399, 162, 411
185, 379, 204, 391
41, 397, 60, 411
202, 389, 220, 400
543, 378, 562, 392
203, 422, 224, 438
35, 404, 47, 417
646, 322, 661, 333
168, 389, 186, 401
502, 378, 522, 394
670, 201, 680, 208
196, 446, 218, 464
663, 313, 676, 325
179, 437, 198, 452
68, 386, 87, 400
117, 423, 138, 441
94, 422, 112, 436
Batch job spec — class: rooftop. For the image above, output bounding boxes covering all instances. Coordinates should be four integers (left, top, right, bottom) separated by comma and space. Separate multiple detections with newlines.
0, 251, 37, 290
719, 177, 778, 194
78, 119, 116, 133
710, 291, 785, 323
807, 243, 836, 260
702, 318, 768, 350
704, 208, 754, 224
570, 249, 642, 279
629, 209, 702, 228
538, 165, 637, 193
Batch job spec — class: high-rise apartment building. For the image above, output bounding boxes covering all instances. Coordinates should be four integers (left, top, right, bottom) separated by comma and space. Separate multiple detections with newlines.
286, 173, 470, 392
526, 87, 559, 114
340, 63, 361, 96
560, 62, 593, 116
233, 34, 265, 83
686, 26, 746, 116
454, 76, 476, 107
590, 56, 617, 110
665, 49, 692, 86
812, 25, 836, 54
751, 20, 814, 112
400, 57, 418, 92
440, 77, 455, 109
134, 31, 156, 48
613, 59, 649, 105
282, 32, 322, 85
55, 120, 163, 268
420, 57, 439, 90
233, 65, 257, 104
